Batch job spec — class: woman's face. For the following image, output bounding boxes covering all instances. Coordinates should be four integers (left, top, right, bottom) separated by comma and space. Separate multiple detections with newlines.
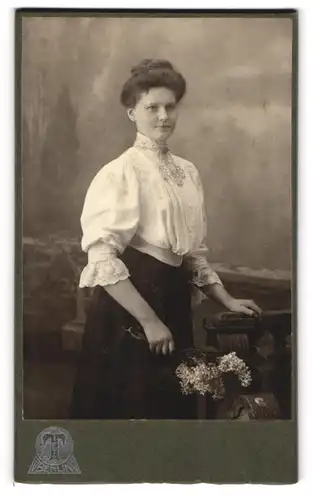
128, 87, 178, 143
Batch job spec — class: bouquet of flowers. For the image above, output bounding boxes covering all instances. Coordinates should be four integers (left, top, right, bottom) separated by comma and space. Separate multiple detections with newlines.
175, 350, 252, 400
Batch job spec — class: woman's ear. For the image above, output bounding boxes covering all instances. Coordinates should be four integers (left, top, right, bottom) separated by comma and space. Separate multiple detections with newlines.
127, 108, 136, 123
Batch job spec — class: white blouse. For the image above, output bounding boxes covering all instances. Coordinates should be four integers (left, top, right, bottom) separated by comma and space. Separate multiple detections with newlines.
79, 132, 222, 292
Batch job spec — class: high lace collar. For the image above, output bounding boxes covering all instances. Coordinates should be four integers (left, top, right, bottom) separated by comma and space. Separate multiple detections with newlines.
133, 132, 186, 188
133, 132, 170, 157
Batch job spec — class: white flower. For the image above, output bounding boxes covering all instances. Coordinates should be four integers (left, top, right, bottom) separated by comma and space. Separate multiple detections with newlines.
217, 352, 252, 388
175, 361, 224, 399
175, 351, 252, 398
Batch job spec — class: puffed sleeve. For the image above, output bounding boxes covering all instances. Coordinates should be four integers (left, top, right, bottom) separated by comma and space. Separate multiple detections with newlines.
183, 162, 223, 289
79, 157, 140, 288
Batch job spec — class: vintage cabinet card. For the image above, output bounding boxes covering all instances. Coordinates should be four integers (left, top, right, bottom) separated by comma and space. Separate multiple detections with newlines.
15, 9, 297, 484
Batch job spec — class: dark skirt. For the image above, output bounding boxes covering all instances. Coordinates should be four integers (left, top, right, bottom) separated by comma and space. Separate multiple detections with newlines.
69, 247, 197, 419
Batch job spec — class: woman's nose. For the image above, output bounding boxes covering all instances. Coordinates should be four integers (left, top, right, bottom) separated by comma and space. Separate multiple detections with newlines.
158, 108, 168, 121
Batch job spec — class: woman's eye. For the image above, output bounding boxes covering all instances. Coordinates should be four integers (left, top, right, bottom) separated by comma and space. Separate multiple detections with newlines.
148, 106, 157, 111
166, 104, 176, 111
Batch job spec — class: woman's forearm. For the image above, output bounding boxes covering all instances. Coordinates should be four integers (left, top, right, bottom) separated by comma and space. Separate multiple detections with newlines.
104, 278, 175, 354
104, 278, 159, 326
201, 283, 262, 316
201, 283, 234, 309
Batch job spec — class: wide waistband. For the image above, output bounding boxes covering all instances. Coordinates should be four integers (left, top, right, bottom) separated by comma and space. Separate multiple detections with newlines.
130, 238, 183, 267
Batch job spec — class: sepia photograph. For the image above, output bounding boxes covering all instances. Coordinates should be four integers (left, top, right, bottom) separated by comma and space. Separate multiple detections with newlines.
20, 12, 294, 425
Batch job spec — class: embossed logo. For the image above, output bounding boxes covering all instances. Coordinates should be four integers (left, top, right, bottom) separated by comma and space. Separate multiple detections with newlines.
28, 426, 81, 474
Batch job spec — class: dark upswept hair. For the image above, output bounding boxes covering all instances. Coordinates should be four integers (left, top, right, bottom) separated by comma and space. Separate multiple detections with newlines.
120, 59, 186, 108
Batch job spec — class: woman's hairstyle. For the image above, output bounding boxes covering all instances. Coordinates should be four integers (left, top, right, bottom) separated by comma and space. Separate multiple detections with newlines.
120, 59, 186, 108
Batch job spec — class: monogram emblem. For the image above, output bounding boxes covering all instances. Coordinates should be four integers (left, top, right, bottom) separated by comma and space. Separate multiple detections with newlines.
28, 427, 81, 474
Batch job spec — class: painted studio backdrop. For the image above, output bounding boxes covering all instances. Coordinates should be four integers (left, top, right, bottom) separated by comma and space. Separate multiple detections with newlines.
21, 15, 293, 419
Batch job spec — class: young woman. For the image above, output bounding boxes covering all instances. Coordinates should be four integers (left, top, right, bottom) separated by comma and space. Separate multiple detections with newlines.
70, 59, 261, 419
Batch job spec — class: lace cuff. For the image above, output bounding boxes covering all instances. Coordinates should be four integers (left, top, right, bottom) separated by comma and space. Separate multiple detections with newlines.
192, 266, 223, 287
185, 254, 223, 288
79, 255, 130, 287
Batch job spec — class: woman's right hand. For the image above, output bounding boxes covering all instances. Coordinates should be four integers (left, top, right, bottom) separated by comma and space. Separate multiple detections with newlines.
140, 317, 175, 356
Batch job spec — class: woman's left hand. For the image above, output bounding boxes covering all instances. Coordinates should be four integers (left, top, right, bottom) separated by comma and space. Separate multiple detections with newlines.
226, 298, 262, 317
